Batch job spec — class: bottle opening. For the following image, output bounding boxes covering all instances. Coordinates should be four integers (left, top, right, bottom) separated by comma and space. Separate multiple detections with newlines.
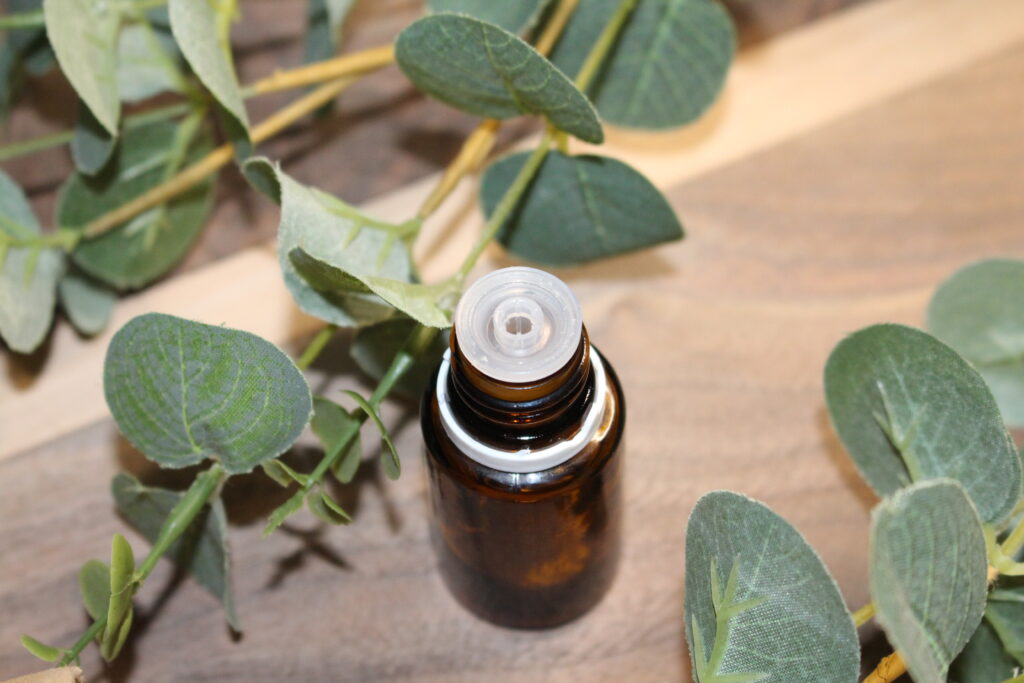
455, 267, 582, 383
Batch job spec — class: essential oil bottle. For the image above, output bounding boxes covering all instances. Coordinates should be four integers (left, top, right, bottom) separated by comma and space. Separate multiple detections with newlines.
421, 267, 625, 629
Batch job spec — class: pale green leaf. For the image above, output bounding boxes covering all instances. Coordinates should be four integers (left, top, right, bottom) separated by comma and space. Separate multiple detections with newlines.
307, 488, 351, 525
550, 0, 734, 129
111, 472, 240, 630
71, 102, 117, 175
426, 0, 550, 33
305, 0, 356, 63
116, 21, 184, 103
168, 0, 249, 137
351, 317, 449, 399
59, 118, 215, 290
342, 390, 400, 480
0, 169, 64, 353
106, 533, 135, 640
824, 324, 1022, 524
100, 606, 132, 661
103, 312, 313, 474
870, 479, 989, 682
59, 269, 116, 336
951, 618, 1021, 682
684, 491, 859, 683
261, 459, 310, 488
242, 157, 413, 327
20, 635, 61, 663
480, 150, 683, 265
43, 0, 121, 134
78, 559, 111, 622
311, 397, 362, 484
395, 14, 603, 143
264, 489, 304, 535
928, 259, 1024, 428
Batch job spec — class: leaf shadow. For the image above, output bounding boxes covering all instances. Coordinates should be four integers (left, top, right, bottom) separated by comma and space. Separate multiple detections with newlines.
815, 406, 878, 512
263, 523, 354, 591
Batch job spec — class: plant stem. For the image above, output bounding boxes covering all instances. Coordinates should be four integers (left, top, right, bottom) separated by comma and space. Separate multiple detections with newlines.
574, 0, 639, 92
533, 0, 580, 55
242, 45, 394, 97
862, 653, 907, 683
852, 603, 875, 628
296, 325, 337, 370
416, 119, 500, 220
80, 76, 358, 240
0, 9, 43, 29
1001, 512, 1024, 559
57, 464, 225, 666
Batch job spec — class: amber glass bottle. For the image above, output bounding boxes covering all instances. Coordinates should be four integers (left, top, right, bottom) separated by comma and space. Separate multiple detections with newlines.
421, 267, 625, 629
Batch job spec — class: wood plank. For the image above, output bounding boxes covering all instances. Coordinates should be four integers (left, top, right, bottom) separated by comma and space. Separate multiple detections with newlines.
2, 34, 1023, 682
5, 0, 1023, 460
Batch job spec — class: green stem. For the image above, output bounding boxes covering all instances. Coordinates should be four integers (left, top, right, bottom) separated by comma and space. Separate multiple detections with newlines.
573, 0, 639, 92
57, 464, 225, 666
296, 325, 337, 370
1001, 513, 1024, 560
0, 9, 43, 29
852, 602, 875, 628
998, 676, 1024, 683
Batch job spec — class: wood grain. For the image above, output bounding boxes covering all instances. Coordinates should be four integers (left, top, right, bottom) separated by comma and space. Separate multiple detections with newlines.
3, 0, 1024, 681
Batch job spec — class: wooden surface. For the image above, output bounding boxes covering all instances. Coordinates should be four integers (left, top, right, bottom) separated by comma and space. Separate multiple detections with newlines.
3, 0, 1024, 680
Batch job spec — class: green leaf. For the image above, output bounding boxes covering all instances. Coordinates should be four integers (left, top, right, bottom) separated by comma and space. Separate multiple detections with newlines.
304, 0, 356, 63
78, 559, 111, 622
100, 605, 133, 661
307, 487, 351, 525
311, 397, 362, 484
480, 150, 684, 265
59, 118, 215, 290
111, 472, 240, 630
106, 533, 135, 639
290, 247, 458, 328
550, 0, 735, 130
20, 635, 62, 663
824, 324, 1022, 524
58, 268, 117, 336
1, 0, 51, 123
168, 0, 249, 139
395, 14, 603, 143
264, 489, 305, 535
351, 317, 449, 399
870, 479, 989, 682
242, 157, 414, 327
0, 169, 64, 354
43, 0, 121, 134
342, 390, 400, 480
951, 618, 1020, 683
261, 459, 310, 488
684, 491, 859, 683
987, 579, 1024, 666
103, 312, 313, 474
928, 259, 1024, 428
71, 101, 117, 175
116, 20, 184, 103
426, 0, 550, 33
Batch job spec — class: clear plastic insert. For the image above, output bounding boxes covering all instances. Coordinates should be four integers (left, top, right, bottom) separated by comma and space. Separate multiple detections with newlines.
454, 267, 582, 383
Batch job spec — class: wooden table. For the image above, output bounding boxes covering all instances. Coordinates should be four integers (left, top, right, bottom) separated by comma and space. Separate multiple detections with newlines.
3, 0, 1024, 680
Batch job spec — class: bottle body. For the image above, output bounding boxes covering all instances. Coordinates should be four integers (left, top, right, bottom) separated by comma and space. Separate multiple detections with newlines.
421, 344, 625, 629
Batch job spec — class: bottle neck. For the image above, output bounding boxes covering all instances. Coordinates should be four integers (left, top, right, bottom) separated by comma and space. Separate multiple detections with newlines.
447, 326, 595, 449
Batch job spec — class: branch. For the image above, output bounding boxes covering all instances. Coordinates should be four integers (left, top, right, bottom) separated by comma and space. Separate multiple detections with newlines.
862, 653, 907, 683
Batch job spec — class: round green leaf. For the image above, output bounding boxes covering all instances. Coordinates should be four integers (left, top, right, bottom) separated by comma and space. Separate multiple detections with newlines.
59, 119, 215, 290
685, 491, 859, 683
78, 559, 111, 622
71, 102, 117, 175
351, 317, 450, 399
103, 313, 313, 475
59, 268, 116, 336
426, 0, 550, 34
481, 150, 684, 265
116, 22, 184, 103
870, 480, 989, 682
395, 14, 603, 143
987, 578, 1024, 666
951, 619, 1019, 683
549, 0, 735, 129
311, 397, 362, 484
928, 259, 1024, 428
824, 324, 1022, 524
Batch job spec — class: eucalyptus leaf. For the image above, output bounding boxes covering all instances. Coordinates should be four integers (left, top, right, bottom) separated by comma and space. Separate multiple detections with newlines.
307, 488, 351, 525
986, 579, 1024, 666
19, 635, 61, 663
261, 459, 310, 488
111, 472, 240, 630
71, 101, 116, 175
684, 491, 859, 683
343, 390, 400, 480
104, 313, 313, 474
78, 559, 111, 622
311, 397, 362, 484
43, 0, 121, 134
59, 269, 117, 336
351, 317, 449, 399
950, 619, 1020, 683
264, 490, 304, 536
426, 0, 550, 33
59, 118, 215, 290
168, 0, 250, 138
242, 158, 413, 327
824, 324, 1022, 524
481, 150, 684, 265
870, 479, 988, 682
116, 21, 184, 103
305, 0, 356, 63
1, 0, 50, 122
550, 0, 734, 129
395, 14, 603, 143
928, 259, 1024, 428
290, 247, 457, 328
0, 169, 64, 354
106, 533, 135, 641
